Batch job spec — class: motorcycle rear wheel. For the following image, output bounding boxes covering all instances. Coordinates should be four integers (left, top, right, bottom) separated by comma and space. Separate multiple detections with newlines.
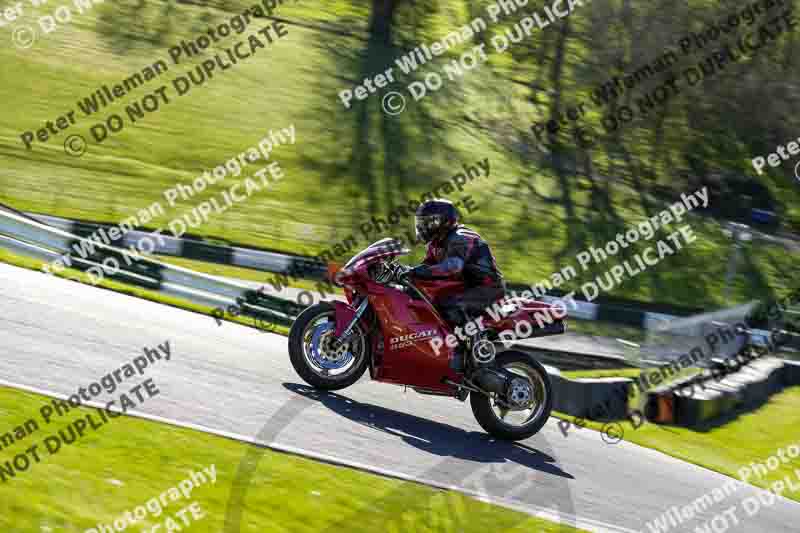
288, 302, 369, 390
470, 350, 552, 441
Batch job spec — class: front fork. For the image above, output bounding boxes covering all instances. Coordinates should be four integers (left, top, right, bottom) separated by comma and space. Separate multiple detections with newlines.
332, 297, 379, 378
332, 297, 377, 358
336, 298, 370, 343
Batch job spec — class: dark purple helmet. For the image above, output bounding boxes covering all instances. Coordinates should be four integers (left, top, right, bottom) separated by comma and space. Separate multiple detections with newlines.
415, 198, 459, 243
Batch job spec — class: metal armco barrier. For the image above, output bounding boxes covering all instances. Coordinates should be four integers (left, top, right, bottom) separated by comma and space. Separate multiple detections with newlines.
29, 212, 326, 280
0, 209, 301, 327
25, 212, 705, 329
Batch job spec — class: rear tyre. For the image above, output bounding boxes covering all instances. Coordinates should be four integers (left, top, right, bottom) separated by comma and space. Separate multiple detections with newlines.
470, 350, 552, 441
288, 302, 369, 390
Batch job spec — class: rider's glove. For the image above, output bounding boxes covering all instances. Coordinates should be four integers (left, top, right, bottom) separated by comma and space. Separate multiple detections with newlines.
398, 265, 422, 282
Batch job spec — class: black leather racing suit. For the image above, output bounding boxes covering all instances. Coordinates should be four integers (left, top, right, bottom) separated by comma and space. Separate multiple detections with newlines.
409, 225, 505, 325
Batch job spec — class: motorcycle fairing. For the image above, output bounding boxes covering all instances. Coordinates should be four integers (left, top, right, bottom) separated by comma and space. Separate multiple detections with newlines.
365, 282, 461, 390
331, 282, 458, 391
332, 300, 358, 337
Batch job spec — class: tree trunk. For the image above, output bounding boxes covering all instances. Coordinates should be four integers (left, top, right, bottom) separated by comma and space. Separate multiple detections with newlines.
369, 0, 399, 44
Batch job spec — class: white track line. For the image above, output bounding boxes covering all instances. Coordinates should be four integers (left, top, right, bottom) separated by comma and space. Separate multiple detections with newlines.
0, 378, 638, 533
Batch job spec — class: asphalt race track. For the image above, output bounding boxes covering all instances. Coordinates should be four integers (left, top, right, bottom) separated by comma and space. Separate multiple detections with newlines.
1, 262, 798, 533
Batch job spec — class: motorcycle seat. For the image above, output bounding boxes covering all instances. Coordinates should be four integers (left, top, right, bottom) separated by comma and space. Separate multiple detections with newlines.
464, 297, 516, 321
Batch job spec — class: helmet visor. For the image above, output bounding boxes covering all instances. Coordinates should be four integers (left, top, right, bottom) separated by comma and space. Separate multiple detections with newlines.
415, 215, 442, 242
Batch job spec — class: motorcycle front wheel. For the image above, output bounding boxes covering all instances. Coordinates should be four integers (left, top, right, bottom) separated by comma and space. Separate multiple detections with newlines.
288, 302, 369, 390
470, 350, 553, 441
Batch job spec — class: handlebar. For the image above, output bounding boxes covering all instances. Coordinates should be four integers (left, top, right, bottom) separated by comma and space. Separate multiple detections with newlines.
387, 260, 410, 282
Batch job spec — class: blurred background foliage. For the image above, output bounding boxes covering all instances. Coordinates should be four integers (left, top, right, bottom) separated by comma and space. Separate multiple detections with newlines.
0, 0, 798, 308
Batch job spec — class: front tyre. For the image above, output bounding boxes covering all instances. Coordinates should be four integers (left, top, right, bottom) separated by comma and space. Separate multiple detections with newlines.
288, 302, 369, 390
470, 351, 553, 441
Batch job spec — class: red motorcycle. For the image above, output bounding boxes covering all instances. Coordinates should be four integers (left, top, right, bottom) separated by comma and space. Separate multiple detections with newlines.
288, 239, 566, 440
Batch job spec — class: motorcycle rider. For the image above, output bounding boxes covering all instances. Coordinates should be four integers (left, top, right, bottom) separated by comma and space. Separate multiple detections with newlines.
401, 198, 506, 370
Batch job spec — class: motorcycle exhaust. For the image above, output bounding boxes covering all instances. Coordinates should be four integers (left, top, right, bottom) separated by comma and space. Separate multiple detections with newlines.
412, 387, 457, 397
472, 368, 508, 395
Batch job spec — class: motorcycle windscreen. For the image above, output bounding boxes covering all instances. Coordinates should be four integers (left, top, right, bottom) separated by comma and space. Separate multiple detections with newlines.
343, 238, 408, 270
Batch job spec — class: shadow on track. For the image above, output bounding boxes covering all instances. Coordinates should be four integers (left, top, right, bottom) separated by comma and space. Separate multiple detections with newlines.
283, 382, 574, 480
224, 381, 578, 533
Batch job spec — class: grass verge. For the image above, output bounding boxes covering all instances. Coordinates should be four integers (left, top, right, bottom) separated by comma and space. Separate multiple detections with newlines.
561, 368, 643, 380
2, 0, 799, 311
553, 385, 800, 502
0, 387, 585, 533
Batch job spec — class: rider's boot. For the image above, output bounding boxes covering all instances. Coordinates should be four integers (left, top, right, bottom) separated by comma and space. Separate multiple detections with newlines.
450, 332, 472, 372
447, 306, 472, 373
